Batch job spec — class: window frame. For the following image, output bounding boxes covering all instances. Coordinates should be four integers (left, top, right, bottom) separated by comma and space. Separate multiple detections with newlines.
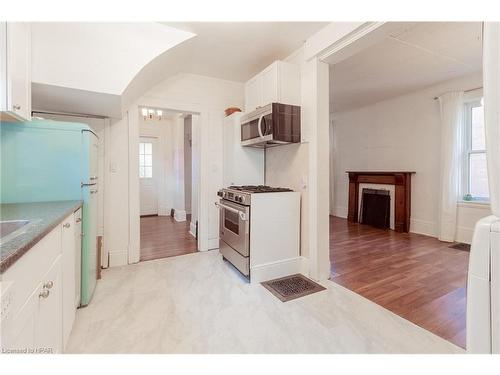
139, 141, 153, 179
461, 98, 489, 202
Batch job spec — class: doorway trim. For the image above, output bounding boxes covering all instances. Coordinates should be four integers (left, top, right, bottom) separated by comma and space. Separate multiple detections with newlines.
127, 98, 217, 264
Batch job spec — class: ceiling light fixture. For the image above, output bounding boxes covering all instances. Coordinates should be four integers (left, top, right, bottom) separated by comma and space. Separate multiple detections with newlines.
142, 107, 164, 121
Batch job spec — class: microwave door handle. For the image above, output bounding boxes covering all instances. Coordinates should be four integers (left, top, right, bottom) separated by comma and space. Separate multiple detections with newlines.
215, 202, 247, 221
257, 115, 264, 139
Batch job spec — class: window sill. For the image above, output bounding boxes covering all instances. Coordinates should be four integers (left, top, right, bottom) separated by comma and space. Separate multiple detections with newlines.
458, 200, 491, 209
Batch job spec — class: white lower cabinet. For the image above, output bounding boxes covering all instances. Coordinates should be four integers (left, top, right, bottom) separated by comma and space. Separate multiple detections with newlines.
35, 256, 63, 353
1, 211, 79, 354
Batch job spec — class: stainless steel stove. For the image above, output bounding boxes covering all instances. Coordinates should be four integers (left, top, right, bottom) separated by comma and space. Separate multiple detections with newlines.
215, 185, 297, 279
217, 185, 293, 206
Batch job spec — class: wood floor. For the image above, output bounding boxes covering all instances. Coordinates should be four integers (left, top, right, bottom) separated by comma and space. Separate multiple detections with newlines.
329, 216, 469, 348
140, 215, 197, 262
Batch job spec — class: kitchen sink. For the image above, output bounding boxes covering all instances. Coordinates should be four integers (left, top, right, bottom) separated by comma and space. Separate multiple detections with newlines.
0, 220, 30, 239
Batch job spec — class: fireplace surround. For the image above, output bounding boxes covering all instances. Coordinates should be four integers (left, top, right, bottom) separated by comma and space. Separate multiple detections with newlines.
347, 171, 415, 233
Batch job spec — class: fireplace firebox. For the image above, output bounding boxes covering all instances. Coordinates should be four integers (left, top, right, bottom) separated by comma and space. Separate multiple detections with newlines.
347, 171, 415, 233
360, 188, 390, 229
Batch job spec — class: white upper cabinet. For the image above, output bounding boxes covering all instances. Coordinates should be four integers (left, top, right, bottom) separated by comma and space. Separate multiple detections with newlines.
244, 60, 300, 113
0, 22, 31, 121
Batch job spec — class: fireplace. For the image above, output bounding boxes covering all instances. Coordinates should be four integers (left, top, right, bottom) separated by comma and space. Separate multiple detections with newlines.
347, 171, 415, 233
360, 188, 390, 229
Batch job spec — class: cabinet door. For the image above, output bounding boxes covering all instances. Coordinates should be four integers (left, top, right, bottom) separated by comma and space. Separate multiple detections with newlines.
6, 22, 31, 120
0, 22, 7, 111
0, 288, 37, 353
61, 214, 76, 348
277, 61, 301, 106
35, 256, 63, 354
261, 62, 279, 105
244, 76, 262, 112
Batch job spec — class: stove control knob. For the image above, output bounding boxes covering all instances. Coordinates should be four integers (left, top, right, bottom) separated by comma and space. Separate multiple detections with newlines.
217, 191, 223, 197
236, 196, 242, 202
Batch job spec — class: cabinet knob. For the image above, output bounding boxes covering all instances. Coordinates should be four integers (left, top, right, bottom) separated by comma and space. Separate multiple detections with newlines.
63, 222, 71, 228
75, 218, 82, 223
39, 289, 50, 299
13, 105, 21, 111
90, 190, 98, 194
43, 281, 54, 289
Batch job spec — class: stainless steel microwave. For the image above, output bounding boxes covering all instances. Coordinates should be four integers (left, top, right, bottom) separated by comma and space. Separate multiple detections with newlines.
240, 103, 301, 148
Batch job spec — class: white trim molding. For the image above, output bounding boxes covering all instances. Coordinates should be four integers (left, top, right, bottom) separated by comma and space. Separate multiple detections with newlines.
250, 257, 303, 284
108, 250, 128, 267
189, 221, 197, 239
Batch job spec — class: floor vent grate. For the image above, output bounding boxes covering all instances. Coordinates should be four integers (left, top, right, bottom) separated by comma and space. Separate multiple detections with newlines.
261, 274, 326, 302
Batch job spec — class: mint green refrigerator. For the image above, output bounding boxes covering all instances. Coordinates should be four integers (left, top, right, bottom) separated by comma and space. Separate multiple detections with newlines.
1, 119, 99, 306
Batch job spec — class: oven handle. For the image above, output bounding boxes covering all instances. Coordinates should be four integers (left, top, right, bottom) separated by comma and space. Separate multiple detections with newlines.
257, 115, 264, 139
215, 202, 247, 221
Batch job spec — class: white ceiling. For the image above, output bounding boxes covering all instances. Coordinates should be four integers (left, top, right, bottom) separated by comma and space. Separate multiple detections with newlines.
330, 22, 483, 113
31, 23, 195, 95
161, 22, 328, 82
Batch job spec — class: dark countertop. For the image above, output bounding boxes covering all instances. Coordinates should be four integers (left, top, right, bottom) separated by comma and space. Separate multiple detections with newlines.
0, 201, 83, 274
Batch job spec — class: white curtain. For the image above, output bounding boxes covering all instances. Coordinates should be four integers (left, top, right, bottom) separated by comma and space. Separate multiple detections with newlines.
484, 23, 500, 217
438, 91, 464, 242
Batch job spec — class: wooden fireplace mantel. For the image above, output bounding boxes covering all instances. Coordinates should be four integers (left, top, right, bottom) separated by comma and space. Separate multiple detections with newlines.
347, 171, 415, 232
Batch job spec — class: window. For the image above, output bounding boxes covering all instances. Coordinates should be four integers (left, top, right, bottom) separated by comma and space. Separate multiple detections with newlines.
139, 142, 153, 178
462, 99, 489, 201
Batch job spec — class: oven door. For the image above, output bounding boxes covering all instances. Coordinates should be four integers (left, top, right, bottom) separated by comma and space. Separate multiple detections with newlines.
216, 199, 250, 257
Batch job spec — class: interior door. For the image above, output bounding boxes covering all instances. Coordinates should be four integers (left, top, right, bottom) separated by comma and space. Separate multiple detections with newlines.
139, 137, 158, 216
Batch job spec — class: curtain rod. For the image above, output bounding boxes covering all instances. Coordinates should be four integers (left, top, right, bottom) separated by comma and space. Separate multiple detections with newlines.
433, 86, 483, 100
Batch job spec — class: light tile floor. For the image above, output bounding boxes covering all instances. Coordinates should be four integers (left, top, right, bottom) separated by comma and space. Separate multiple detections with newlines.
66, 251, 464, 354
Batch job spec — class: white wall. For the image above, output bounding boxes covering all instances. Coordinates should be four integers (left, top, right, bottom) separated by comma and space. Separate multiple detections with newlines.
172, 115, 186, 220
105, 116, 130, 266
331, 72, 491, 243
184, 116, 193, 214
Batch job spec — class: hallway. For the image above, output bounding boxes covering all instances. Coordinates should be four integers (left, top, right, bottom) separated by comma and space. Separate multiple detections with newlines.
140, 215, 197, 262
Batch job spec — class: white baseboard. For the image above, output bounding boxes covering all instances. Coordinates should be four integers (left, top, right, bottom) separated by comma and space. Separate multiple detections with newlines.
189, 221, 197, 238
409, 218, 437, 237
108, 250, 128, 267
299, 256, 309, 276
174, 209, 186, 222
456, 226, 474, 244
207, 237, 219, 251
250, 257, 303, 284
332, 205, 348, 218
